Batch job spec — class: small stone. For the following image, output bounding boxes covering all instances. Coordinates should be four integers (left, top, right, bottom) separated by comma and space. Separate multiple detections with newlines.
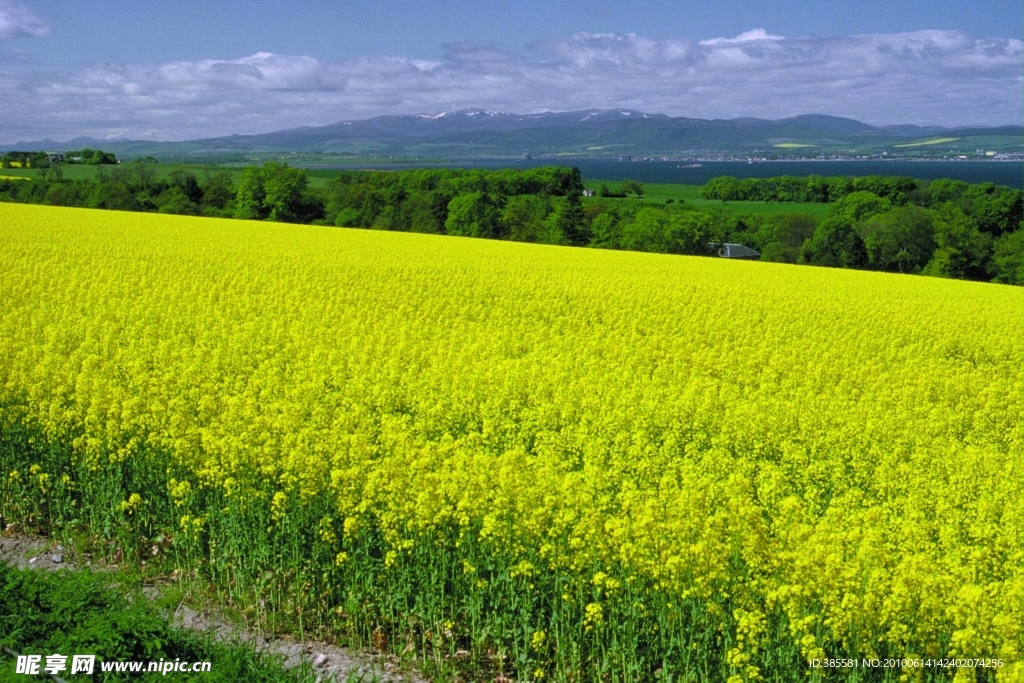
51, 554, 63, 564
28, 556, 37, 563
313, 653, 327, 667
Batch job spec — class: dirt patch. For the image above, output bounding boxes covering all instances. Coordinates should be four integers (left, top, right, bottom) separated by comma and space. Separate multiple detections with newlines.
168, 601, 423, 682
0, 533, 74, 571
0, 533, 425, 682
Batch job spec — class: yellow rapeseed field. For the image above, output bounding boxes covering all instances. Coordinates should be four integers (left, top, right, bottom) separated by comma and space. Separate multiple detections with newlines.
1, 202, 1021, 681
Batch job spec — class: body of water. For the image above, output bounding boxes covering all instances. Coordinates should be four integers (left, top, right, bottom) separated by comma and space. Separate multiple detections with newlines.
308, 159, 1023, 188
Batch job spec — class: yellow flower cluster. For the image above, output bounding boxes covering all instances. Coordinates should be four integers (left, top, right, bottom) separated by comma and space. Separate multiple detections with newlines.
1, 203, 1021, 674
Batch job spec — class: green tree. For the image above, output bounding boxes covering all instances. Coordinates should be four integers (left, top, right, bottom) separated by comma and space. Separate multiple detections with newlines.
760, 213, 816, 261
234, 166, 266, 220
502, 195, 548, 242
802, 216, 867, 268
115, 162, 158, 195
168, 170, 203, 204
961, 183, 1023, 237
263, 164, 310, 222
87, 182, 140, 212
800, 194, 887, 268
43, 180, 88, 207
830, 191, 892, 223
620, 208, 666, 252
67, 148, 117, 165
825, 176, 855, 202
621, 208, 712, 255
987, 230, 1023, 285
404, 192, 442, 233
664, 211, 714, 255
760, 241, 799, 263
370, 185, 411, 231
28, 152, 51, 168
621, 179, 645, 198
444, 192, 503, 238
200, 172, 236, 215
851, 176, 918, 204
333, 208, 361, 228
925, 178, 969, 204
428, 191, 453, 233
590, 212, 620, 248
774, 213, 817, 248
156, 187, 201, 216
922, 204, 991, 280
551, 167, 588, 245
699, 176, 741, 201
860, 206, 935, 273
235, 163, 320, 222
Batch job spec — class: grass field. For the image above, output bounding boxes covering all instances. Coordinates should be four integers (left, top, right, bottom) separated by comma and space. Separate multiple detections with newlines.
1, 203, 1021, 680
0, 162, 253, 182
892, 137, 960, 148
584, 181, 834, 218
0, 163, 348, 188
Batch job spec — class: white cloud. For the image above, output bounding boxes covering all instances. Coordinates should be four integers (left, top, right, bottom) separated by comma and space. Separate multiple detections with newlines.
699, 28, 786, 46
1, 29, 1020, 142
0, 0, 49, 39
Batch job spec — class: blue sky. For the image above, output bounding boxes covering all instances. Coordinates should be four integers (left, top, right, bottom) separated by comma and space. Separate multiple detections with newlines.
1, 0, 1021, 142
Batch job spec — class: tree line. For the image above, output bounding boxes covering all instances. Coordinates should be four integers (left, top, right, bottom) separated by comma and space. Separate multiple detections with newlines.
1, 149, 118, 168
0, 162, 1020, 284
700, 174, 926, 203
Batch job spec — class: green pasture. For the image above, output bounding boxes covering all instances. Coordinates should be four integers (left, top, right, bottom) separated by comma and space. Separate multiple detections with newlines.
893, 137, 960, 148
1, 162, 345, 189
0, 163, 267, 185
0, 165, 101, 181
584, 181, 834, 218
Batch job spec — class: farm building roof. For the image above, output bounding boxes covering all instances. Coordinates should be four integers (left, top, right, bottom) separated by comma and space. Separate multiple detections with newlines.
713, 243, 760, 259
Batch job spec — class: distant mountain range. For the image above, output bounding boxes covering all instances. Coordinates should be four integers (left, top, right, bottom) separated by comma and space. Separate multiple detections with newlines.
6, 110, 1022, 159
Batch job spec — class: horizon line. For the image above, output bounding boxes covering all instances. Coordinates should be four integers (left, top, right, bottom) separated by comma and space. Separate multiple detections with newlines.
3, 109, 1022, 148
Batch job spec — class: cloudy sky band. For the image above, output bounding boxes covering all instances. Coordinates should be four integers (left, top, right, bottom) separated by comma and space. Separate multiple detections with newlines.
0, 0, 1020, 143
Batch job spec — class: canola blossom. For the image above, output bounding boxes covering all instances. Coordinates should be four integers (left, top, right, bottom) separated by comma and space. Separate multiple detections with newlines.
1, 202, 1021, 681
